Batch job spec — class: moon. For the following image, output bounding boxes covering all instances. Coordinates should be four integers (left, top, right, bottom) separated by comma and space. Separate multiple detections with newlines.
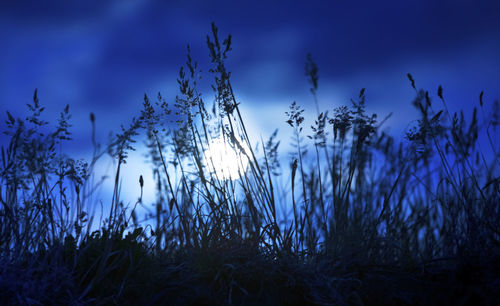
203, 135, 250, 180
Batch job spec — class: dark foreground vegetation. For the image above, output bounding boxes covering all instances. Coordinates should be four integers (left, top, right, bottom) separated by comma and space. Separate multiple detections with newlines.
1, 24, 499, 305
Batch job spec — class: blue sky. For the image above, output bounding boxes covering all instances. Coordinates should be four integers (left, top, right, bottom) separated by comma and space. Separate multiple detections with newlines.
1, 0, 500, 205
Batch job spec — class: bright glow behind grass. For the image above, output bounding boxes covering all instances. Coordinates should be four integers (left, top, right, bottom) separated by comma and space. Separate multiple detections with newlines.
203, 135, 250, 180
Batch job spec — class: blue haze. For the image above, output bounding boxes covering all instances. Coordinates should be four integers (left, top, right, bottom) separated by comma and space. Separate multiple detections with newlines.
1, 0, 499, 210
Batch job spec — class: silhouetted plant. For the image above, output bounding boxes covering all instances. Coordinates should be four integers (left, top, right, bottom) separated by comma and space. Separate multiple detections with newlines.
1, 25, 499, 305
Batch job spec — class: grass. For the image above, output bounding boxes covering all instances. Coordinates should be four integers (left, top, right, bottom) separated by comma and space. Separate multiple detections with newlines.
1, 23, 499, 305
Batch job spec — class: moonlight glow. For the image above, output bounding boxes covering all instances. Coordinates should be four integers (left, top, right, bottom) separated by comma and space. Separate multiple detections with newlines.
203, 135, 250, 180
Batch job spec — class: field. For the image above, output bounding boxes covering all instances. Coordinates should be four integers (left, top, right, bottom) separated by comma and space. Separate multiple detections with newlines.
1, 24, 499, 305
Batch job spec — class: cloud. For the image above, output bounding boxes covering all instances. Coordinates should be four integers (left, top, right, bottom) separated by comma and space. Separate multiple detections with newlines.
2, 0, 500, 193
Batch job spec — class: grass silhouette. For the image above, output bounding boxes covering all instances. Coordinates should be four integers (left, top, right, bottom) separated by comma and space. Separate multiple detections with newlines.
1, 23, 499, 305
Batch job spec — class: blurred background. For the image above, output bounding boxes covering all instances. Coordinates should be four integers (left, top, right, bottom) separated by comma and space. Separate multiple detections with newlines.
1, 0, 499, 207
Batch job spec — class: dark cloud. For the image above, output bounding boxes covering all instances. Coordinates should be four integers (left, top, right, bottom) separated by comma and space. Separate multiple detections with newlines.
1, 0, 499, 137
0, 1, 113, 25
